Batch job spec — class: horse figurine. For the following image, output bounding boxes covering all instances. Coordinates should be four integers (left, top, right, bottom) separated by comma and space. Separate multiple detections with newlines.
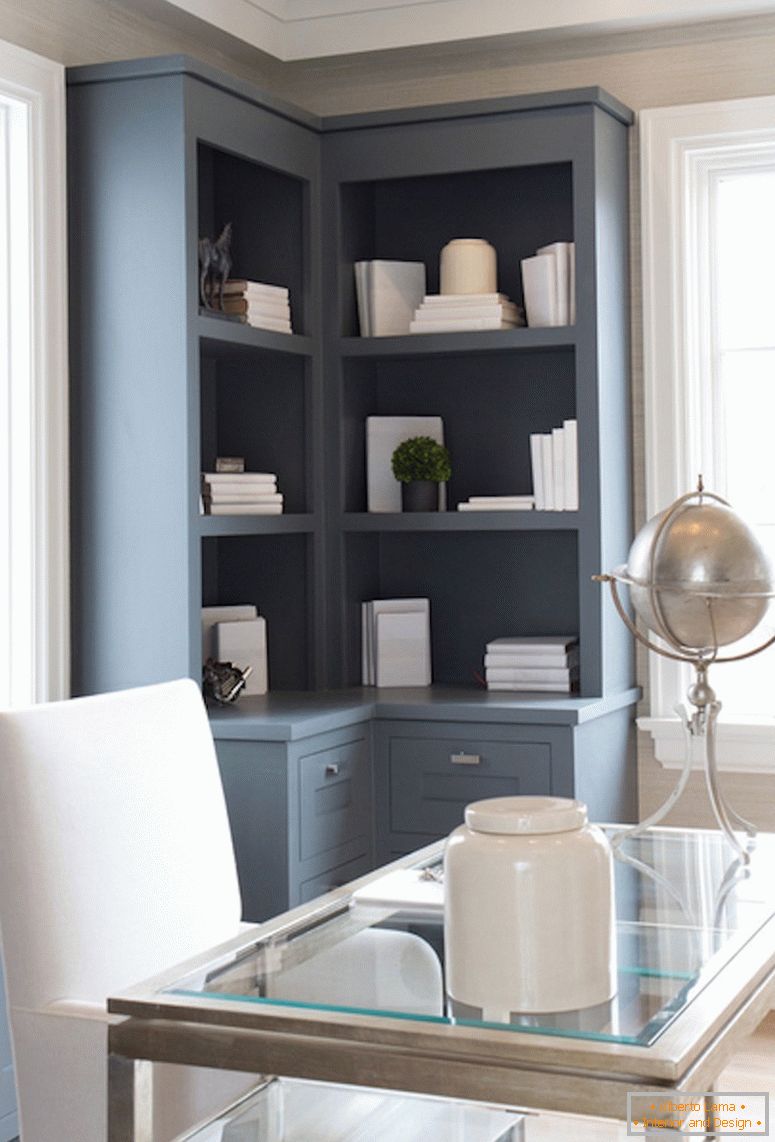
198, 222, 233, 310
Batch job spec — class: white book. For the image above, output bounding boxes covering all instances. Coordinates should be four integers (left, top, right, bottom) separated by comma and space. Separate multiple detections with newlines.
354, 261, 370, 336
368, 260, 426, 337
412, 303, 521, 323
468, 495, 535, 505
421, 292, 512, 306
361, 602, 373, 685
246, 315, 292, 334
410, 317, 518, 333
204, 493, 283, 505
521, 253, 560, 328
366, 416, 444, 512
536, 241, 572, 325
485, 665, 578, 684
457, 502, 533, 511
540, 432, 554, 511
206, 502, 283, 515
214, 617, 268, 695
569, 243, 576, 324
203, 472, 277, 485
201, 604, 257, 663
552, 426, 565, 512
223, 279, 289, 300
529, 433, 545, 511
486, 635, 578, 654
486, 680, 575, 693
484, 647, 580, 669
365, 598, 431, 687
563, 418, 579, 510
375, 609, 431, 687
242, 300, 291, 318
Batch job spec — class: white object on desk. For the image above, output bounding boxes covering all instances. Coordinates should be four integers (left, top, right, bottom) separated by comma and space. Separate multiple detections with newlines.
214, 617, 268, 695
444, 795, 616, 1020
352, 868, 443, 914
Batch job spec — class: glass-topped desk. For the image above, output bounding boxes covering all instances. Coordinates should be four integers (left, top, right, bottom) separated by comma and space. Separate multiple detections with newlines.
108, 827, 775, 1137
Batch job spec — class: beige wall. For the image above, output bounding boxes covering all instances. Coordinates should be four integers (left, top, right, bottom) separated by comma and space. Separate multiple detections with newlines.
4, 4, 774, 828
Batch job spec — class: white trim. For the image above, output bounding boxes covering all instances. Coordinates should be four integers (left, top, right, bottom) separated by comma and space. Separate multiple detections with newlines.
639, 716, 775, 774
640, 93, 775, 773
0, 40, 69, 703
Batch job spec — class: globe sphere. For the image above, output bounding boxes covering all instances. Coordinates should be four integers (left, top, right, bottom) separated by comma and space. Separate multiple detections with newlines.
625, 498, 773, 652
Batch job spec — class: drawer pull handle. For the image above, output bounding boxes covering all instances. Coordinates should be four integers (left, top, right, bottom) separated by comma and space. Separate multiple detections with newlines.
450, 752, 481, 766
325, 763, 340, 776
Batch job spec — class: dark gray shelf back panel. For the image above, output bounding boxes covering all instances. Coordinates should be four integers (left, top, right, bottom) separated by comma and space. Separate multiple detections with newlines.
200, 354, 310, 514
342, 350, 575, 513
339, 163, 572, 337
342, 530, 579, 688
202, 532, 312, 689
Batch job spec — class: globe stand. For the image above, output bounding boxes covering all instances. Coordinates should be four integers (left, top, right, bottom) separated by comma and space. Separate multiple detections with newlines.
595, 482, 775, 865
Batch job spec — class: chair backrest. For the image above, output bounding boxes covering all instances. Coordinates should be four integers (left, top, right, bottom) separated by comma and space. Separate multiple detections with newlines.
0, 678, 243, 1010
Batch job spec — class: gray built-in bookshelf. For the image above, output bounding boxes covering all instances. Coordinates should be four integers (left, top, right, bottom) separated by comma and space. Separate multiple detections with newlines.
67, 58, 639, 917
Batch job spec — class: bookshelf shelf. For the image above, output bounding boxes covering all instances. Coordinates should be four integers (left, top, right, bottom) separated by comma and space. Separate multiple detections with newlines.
198, 514, 317, 537
198, 316, 314, 359
340, 511, 579, 533
338, 326, 576, 359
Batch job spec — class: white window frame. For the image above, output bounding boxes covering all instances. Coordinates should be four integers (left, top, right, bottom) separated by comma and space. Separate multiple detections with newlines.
0, 40, 68, 705
639, 95, 775, 775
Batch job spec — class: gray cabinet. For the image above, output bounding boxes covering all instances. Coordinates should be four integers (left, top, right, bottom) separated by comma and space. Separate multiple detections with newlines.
373, 703, 637, 862
215, 722, 374, 920
66, 58, 638, 919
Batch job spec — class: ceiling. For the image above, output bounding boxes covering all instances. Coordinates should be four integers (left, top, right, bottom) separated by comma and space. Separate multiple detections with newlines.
158, 0, 775, 60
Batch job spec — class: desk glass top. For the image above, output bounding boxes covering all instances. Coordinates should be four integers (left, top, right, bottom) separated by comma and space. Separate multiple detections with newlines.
163, 829, 775, 1048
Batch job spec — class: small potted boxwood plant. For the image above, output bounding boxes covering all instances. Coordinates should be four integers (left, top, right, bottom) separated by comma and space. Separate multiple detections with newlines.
391, 435, 451, 512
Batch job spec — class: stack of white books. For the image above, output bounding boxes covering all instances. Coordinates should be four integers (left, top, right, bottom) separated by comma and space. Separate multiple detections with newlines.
220, 279, 292, 334
355, 260, 426, 336
362, 598, 431, 687
201, 471, 283, 515
520, 241, 575, 327
484, 635, 579, 693
529, 418, 578, 511
457, 495, 534, 512
410, 293, 525, 334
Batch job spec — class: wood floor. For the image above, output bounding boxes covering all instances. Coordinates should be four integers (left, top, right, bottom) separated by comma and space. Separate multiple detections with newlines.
523, 1012, 775, 1140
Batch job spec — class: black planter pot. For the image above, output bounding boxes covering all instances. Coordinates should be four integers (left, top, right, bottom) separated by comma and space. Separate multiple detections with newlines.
401, 480, 439, 512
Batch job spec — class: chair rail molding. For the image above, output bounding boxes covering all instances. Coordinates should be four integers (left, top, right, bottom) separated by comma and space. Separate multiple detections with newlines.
640, 93, 775, 773
0, 38, 69, 704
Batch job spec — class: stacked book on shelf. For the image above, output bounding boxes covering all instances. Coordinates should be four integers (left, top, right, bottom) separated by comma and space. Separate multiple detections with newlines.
355, 260, 426, 336
457, 494, 534, 512
520, 241, 575, 327
219, 279, 293, 334
529, 418, 578, 511
410, 293, 525, 334
362, 598, 431, 687
201, 471, 283, 515
484, 635, 579, 693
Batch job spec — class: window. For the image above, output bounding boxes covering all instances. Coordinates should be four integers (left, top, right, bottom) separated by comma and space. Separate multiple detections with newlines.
639, 95, 775, 773
0, 40, 68, 706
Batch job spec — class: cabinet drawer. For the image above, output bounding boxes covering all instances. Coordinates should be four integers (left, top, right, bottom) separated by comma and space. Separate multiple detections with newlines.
388, 734, 552, 837
298, 737, 371, 862
298, 855, 374, 905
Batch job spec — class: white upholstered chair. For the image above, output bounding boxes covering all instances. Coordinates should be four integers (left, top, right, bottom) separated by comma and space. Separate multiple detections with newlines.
0, 679, 444, 1141
0, 679, 259, 1142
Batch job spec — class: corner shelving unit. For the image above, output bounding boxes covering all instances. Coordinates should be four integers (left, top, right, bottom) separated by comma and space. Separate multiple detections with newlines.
67, 58, 638, 914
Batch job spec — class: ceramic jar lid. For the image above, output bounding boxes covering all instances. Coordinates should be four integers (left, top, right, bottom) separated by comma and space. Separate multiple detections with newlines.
464, 795, 588, 835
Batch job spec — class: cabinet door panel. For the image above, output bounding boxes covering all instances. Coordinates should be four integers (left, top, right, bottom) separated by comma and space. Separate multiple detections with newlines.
299, 737, 370, 861
388, 734, 552, 837
298, 855, 374, 904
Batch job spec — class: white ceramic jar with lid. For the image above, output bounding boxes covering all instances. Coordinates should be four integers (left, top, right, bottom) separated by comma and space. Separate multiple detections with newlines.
444, 795, 616, 1020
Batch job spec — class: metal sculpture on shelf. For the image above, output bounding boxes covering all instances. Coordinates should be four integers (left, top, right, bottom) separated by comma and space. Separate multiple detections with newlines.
596, 478, 775, 861
198, 222, 233, 311
202, 657, 252, 705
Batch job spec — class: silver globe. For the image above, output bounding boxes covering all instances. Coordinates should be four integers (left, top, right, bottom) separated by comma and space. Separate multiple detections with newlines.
624, 498, 773, 652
